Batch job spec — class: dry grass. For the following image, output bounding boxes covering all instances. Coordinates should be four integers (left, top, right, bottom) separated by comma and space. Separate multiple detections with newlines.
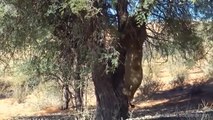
24, 81, 62, 110
0, 76, 63, 119
0, 75, 97, 120
0, 98, 35, 119
1, 51, 213, 119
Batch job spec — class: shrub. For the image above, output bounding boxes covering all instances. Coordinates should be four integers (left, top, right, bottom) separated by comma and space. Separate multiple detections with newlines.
24, 81, 62, 111
139, 76, 162, 99
0, 80, 12, 98
170, 73, 187, 88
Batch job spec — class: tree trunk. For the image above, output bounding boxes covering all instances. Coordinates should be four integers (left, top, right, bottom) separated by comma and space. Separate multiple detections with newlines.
61, 84, 72, 110
91, 22, 129, 119
92, 60, 129, 120
91, 0, 147, 119
73, 72, 84, 112
122, 18, 146, 106
71, 48, 84, 112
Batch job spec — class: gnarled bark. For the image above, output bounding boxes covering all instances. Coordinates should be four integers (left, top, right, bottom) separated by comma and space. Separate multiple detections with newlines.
123, 18, 147, 106
92, 59, 129, 120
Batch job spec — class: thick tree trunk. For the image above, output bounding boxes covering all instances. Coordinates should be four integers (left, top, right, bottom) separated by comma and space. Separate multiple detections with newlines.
116, 0, 146, 107
91, 0, 147, 119
91, 26, 129, 119
91, 23, 129, 119
122, 19, 147, 106
92, 60, 128, 120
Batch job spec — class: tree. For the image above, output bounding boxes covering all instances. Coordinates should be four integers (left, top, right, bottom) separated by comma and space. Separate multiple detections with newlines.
0, 0, 212, 119
0, 0, 91, 111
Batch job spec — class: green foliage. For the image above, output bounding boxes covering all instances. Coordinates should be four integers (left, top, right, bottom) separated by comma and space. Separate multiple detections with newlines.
46, 0, 100, 19
101, 47, 120, 73
135, 0, 155, 26
0, 0, 210, 80
142, 0, 212, 62
68, 0, 88, 14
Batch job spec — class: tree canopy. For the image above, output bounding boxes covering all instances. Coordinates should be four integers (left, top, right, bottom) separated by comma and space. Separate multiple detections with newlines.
0, 0, 212, 61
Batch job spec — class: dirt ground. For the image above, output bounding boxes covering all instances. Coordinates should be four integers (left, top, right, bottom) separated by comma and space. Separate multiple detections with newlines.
0, 66, 213, 120
131, 65, 213, 118
132, 79, 213, 118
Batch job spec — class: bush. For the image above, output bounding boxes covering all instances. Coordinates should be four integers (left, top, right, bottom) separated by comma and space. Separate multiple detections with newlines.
0, 80, 12, 98
13, 79, 30, 103
139, 76, 162, 99
170, 73, 187, 88
25, 81, 62, 111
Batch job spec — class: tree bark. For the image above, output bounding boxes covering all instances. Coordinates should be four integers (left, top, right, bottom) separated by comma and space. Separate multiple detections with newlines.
73, 48, 84, 112
92, 60, 128, 120
122, 18, 147, 106
91, 17, 129, 120
61, 84, 72, 110
73, 72, 84, 112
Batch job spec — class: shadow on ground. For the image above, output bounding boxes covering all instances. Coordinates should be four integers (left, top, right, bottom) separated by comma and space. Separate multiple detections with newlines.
15, 115, 75, 120
7, 79, 213, 120
13, 110, 95, 120
132, 78, 213, 118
